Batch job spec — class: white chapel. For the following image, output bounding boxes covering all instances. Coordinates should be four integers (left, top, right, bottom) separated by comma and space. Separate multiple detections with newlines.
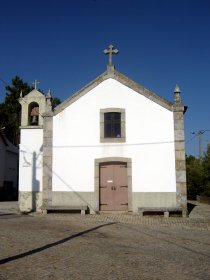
18, 45, 187, 216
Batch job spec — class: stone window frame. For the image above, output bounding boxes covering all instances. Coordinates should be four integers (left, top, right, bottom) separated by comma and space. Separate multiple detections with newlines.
100, 108, 126, 143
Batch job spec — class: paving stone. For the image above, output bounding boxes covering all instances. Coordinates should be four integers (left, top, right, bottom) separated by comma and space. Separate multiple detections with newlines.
0, 201, 210, 280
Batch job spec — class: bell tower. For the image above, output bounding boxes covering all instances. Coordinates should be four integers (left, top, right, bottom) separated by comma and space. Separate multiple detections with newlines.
19, 89, 46, 127
18, 86, 52, 213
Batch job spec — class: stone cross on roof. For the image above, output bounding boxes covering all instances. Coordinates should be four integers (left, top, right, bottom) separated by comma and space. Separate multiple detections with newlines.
104, 44, 119, 66
32, 80, 40, 90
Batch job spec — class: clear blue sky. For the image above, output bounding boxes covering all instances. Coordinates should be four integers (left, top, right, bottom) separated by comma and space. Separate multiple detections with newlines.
0, 0, 210, 156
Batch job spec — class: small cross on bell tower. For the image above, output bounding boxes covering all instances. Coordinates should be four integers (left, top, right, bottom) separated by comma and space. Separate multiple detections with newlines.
32, 80, 40, 90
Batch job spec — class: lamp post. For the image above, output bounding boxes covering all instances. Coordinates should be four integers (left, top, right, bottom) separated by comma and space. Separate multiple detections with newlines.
191, 130, 210, 160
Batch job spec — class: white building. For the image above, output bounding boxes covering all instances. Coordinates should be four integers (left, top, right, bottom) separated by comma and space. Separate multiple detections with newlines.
0, 130, 18, 200
18, 53, 187, 215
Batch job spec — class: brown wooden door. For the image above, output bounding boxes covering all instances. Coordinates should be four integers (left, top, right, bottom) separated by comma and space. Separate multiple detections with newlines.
99, 162, 128, 211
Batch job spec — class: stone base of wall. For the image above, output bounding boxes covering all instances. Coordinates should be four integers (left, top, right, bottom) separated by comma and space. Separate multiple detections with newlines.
132, 192, 177, 212
19, 191, 178, 213
19, 191, 42, 213
53, 191, 177, 213
52, 192, 96, 214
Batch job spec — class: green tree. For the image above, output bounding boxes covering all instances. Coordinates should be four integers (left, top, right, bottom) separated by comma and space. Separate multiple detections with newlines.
0, 76, 33, 145
186, 155, 204, 198
51, 97, 61, 109
202, 144, 210, 196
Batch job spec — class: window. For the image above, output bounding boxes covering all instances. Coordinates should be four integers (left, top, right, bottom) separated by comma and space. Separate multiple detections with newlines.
100, 108, 125, 143
104, 112, 121, 138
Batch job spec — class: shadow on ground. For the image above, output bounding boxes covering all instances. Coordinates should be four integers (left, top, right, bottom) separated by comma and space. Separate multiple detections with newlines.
0, 222, 115, 265
187, 202, 196, 214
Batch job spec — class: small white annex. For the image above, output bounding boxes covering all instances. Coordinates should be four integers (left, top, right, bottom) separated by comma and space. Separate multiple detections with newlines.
18, 59, 187, 215
0, 130, 19, 200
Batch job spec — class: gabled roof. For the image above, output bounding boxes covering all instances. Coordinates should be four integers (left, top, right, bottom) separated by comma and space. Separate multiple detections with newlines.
23, 89, 45, 99
54, 66, 173, 115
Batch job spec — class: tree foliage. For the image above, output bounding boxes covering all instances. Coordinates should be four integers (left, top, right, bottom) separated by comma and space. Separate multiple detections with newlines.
51, 97, 61, 109
0, 76, 61, 145
202, 144, 210, 196
186, 144, 210, 197
186, 155, 204, 197
0, 76, 33, 145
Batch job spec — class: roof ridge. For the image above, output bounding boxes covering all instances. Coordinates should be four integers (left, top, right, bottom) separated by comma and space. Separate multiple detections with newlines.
54, 69, 173, 115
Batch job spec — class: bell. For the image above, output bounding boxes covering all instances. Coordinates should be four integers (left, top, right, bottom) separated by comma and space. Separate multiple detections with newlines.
31, 115, 38, 125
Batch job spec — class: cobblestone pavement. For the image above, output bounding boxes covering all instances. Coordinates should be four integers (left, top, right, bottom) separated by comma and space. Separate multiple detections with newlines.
0, 201, 210, 280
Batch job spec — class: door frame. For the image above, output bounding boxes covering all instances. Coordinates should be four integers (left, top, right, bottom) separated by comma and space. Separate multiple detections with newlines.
94, 157, 132, 212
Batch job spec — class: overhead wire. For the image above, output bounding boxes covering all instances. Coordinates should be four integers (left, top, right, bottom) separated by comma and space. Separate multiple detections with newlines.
186, 134, 198, 144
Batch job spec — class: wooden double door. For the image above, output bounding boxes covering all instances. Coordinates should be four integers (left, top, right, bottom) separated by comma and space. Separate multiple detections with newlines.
99, 162, 128, 211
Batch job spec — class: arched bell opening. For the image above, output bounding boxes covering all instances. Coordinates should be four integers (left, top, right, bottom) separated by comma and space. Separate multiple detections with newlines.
28, 102, 39, 126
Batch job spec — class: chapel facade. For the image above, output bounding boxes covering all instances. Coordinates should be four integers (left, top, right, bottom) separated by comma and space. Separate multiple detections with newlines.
18, 46, 187, 216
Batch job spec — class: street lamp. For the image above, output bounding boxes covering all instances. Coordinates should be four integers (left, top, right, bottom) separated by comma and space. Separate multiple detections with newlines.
191, 130, 210, 160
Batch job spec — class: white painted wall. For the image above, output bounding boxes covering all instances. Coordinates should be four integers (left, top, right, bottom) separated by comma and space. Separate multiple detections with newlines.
19, 129, 43, 192
52, 78, 176, 193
